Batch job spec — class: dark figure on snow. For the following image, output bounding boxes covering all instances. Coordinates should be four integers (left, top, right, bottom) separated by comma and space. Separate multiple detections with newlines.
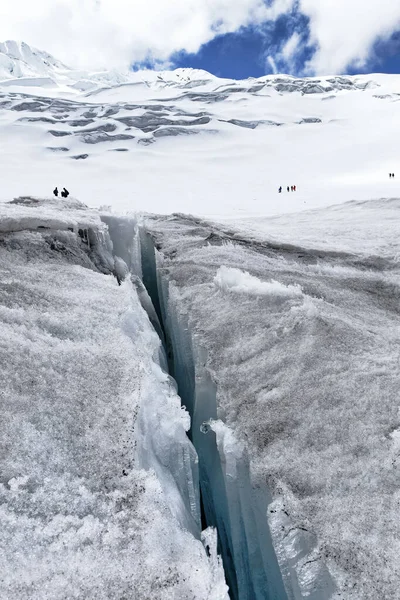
278, 186, 282, 193
294, 185, 297, 192
291, 186, 294, 192
53, 187, 58, 197
389, 173, 392, 178
61, 188, 70, 198
287, 186, 290, 192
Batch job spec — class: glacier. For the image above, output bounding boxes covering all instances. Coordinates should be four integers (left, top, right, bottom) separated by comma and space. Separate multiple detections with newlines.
1, 38, 400, 600
1, 194, 400, 600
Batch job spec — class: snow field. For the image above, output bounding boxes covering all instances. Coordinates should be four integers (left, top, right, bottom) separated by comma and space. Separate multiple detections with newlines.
1, 40, 400, 218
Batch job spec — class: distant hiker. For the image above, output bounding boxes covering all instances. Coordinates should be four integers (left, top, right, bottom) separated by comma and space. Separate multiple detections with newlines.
287, 186, 290, 192
53, 187, 58, 197
389, 173, 392, 178
278, 186, 282, 193
61, 188, 70, 198
294, 185, 297, 192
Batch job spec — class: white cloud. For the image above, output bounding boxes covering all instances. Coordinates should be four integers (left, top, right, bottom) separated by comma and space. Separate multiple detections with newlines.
281, 31, 300, 61
266, 55, 278, 74
0, 0, 271, 70
0, 0, 399, 75
298, 0, 400, 74
262, 0, 295, 21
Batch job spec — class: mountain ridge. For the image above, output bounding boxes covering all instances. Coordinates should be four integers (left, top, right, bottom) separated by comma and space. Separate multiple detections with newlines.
0, 39, 386, 95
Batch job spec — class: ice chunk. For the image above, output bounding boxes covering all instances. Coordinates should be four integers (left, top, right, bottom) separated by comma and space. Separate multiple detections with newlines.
214, 266, 303, 297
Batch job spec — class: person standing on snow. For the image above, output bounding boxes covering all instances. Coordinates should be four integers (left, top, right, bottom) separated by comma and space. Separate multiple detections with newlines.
53, 187, 58, 197
279, 186, 282, 193
287, 186, 290, 192
61, 188, 70, 198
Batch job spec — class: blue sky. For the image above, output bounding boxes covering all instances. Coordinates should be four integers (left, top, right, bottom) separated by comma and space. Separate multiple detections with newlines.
171, 20, 400, 79
2, 0, 400, 76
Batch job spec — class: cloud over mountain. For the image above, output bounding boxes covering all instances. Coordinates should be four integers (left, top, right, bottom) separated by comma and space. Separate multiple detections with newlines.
0, 0, 271, 70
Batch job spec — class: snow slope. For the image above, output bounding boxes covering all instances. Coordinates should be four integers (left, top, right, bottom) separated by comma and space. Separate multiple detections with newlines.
1, 41, 400, 216
0, 197, 227, 600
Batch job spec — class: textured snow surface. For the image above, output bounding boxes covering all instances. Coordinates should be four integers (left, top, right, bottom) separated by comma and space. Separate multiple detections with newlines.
145, 198, 400, 600
0, 195, 101, 232
1, 42, 400, 216
0, 199, 228, 600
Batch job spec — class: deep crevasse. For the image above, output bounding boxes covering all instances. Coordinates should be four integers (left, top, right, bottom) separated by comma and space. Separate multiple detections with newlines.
101, 213, 333, 600
138, 226, 290, 600
100, 213, 229, 597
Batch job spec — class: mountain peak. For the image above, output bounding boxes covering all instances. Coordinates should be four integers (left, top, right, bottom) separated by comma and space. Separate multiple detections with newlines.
0, 40, 69, 80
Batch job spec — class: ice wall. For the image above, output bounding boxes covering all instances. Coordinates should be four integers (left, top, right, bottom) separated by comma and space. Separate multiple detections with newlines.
100, 213, 141, 277
98, 216, 202, 537
139, 229, 289, 600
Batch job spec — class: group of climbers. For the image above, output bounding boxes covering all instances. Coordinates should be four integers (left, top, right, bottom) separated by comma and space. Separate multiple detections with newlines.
278, 185, 297, 193
53, 187, 70, 198
278, 173, 396, 193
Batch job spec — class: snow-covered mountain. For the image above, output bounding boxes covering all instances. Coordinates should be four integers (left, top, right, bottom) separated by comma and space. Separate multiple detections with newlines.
0, 40, 217, 91
0, 40, 68, 80
0, 40, 399, 216
0, 39, 382, 97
